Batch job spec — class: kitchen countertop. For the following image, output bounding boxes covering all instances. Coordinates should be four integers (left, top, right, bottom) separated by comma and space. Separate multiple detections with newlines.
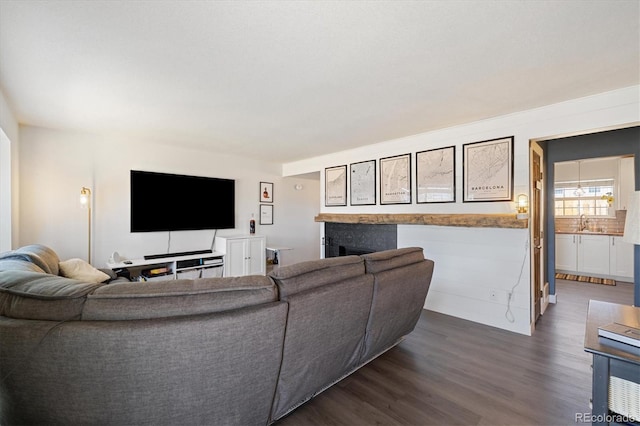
556, 231, 624, 237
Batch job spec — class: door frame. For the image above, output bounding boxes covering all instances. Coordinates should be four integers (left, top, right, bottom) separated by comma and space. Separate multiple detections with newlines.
529, 123, 640, 332
530, 141, 547, 325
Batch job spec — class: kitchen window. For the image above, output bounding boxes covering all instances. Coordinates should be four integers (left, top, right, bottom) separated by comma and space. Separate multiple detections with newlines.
554, 179, 615, 217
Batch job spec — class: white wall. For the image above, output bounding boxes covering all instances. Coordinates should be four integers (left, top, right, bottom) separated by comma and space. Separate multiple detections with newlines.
18, 126, 320, 267
283, 85, 640, 335
0, 88, 19, 251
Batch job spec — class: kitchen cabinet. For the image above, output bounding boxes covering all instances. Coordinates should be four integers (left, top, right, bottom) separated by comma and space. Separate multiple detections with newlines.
609, 236, 635, 281
215, 235, 266, 277
577, 234, 610, 276
555, 233, 635, 281
555, 234, 578, 272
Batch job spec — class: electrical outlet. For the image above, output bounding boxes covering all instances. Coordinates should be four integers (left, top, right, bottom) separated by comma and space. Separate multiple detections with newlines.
489, 289, 499, 301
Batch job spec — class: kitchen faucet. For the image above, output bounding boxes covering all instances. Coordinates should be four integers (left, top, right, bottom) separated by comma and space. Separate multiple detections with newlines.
579, 214, 589, 231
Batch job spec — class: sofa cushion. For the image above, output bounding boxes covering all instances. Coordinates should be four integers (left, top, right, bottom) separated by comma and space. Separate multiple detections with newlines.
0, 258, 46, 274
81, 275, 278, 320
59, 258, 111, 283
0, 270, 103, 321
360, 248, 435, 362
6, 244, 61, 275
361, 246, 426, 274
269, 255, 365, 298
270, 273, 373, 420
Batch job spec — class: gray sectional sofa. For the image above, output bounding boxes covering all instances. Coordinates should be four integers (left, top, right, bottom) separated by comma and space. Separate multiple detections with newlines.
0, 244, 434, 425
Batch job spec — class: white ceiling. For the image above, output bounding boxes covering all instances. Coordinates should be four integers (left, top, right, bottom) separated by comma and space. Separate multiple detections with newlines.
1, 1, 638, 163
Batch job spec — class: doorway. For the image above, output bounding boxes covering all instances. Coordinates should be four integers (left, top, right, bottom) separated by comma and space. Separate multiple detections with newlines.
533, 125, 640, 320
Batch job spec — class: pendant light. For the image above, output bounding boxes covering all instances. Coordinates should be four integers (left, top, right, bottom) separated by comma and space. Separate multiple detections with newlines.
574, 160, 585, 197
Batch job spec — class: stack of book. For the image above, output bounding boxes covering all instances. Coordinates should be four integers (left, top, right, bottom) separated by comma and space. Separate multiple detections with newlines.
598, 322, 640, 348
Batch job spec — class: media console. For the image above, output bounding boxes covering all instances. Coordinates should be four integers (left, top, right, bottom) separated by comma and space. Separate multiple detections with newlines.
107, 251, 224, 281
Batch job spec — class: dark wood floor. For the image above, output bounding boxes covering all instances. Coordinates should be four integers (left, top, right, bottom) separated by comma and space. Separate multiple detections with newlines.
276, 279, 635, 426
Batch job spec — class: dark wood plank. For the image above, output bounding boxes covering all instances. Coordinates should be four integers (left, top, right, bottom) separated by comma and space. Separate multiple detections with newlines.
275, 280, 634, 425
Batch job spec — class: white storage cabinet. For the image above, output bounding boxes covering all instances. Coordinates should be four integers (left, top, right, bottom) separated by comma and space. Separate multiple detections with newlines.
555, 233, 635, 281
609, 236, 635, 281
577, 234, 610, 276
215, 235, 266, 277
555, 234, 578, 272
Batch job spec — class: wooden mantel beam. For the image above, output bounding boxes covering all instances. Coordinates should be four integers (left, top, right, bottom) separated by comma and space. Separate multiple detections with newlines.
314, 213, 528, 229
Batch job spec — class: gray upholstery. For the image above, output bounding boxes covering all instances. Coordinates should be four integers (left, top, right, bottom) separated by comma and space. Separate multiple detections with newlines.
361, 248, 435, 362
269, 255, 364, 298
82, 275, 277, 320
0, 244, 434, 425
0, 303, 288, 426
270, 274, 374, 419
0, 244, 60, 275
0, 270, 103, 321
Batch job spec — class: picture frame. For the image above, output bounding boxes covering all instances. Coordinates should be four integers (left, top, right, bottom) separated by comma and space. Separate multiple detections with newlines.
325, 165, 347, 206
350, 160, 376, 206
380, 153, 411, 205
463, 136, 514, 202
260, 182, 273, 203
259, 204, 273, 225
416, 146, 456, 203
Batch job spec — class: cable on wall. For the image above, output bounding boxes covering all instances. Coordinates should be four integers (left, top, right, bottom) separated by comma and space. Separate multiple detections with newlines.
505, 235, 529, 323
167, 231, 171, 253
210, 229, 217, 251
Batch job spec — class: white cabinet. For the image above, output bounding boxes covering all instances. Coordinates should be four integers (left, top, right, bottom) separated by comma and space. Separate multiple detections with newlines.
555, 234, 578, 272
609, 236, 635, 281
215, 235, 266, 277
555, 233, 635, 281
577, 234, 610, 276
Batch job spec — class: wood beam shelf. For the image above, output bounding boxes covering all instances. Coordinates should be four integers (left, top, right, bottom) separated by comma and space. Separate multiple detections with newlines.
314, 213, 528, 229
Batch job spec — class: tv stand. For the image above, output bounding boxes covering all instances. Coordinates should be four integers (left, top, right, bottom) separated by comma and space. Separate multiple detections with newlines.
107, 251, 224, 281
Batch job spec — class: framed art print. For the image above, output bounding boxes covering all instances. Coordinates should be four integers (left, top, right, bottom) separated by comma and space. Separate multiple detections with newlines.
380, 153, 411, 204
350, 160, 376, 205
260, 182, 273, 203
463, 136, 513, 202
417, 146, 455, 203
259, 204, 273, 225
325, 165, 347, 206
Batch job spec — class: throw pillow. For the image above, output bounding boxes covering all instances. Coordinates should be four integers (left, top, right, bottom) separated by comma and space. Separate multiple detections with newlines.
59, 258, 110, 283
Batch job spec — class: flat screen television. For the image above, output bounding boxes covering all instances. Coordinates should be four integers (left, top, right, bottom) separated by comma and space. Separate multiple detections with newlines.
130, 170, 235, 232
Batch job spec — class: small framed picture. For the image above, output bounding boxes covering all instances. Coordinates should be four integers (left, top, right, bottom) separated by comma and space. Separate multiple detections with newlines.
325, 165, 347, 206
380, 153, 411, 204
260, 182, 273, 203
350, 160, 376, 206
260, 204, 273, 225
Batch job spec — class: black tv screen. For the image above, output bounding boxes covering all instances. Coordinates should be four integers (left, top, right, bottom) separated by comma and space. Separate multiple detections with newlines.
130, 170, 235, 232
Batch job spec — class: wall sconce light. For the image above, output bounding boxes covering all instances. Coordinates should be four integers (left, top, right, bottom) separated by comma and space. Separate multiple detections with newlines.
294, 184, 304, 191
516, 193, 528, 220
80, 187, 92, 264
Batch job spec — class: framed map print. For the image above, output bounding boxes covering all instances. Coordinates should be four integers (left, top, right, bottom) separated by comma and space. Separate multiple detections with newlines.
350, 160, 376, 205
325, 165, 347, 206
463, 136, 513, 202
416, 146, 455, 203
380, 153, 411, 204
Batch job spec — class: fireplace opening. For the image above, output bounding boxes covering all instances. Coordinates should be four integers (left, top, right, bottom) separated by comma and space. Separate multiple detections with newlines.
338, 245, 375, 256
324, 223, 396, 258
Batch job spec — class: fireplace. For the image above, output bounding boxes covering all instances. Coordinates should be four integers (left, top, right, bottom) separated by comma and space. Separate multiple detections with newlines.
324, 223, 397, 258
